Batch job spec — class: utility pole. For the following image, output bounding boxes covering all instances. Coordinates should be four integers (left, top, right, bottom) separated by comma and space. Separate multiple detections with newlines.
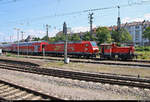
14, 28, 20, 56
46, 24, 50, 42
89, 12, 94, 41
21, 31, 24, 41
10, 36, 12, 42
117, 6, 121, 43
63, 22, 69, 64
117, 6, 121, 32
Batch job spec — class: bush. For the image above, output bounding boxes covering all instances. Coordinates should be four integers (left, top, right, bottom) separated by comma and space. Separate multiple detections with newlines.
6, 53, 12, 57
135, 46, 150, 51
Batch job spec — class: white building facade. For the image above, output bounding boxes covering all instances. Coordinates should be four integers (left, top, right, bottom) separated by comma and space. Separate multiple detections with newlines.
123, 21, 150, 46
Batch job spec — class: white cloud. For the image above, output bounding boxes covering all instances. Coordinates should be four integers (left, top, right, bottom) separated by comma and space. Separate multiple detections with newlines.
4, 29, 59, 42
24, 30, 45, 38
0, 32, 4, 36
122, 17, 131, 23
122, 13, 150, 23
144, 13, 150, 20
1, 25, 96, 42
133, 18, 144, 22
71, 26, 90, 33
71, 25, 96, 33
0, 32, 10, 42
16, 29, 59, 40
141, 0, 150, 3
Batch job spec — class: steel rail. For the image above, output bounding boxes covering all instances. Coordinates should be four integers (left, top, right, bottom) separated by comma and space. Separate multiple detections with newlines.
0, 79, 62, 100
0, 62, 150, 90
17, 55, 150, 68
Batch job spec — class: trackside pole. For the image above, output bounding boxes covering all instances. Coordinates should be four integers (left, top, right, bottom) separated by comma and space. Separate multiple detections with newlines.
63, 22, 69, 64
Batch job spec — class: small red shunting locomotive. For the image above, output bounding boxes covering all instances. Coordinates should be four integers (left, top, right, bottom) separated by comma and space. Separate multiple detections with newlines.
100, 43, 137, 60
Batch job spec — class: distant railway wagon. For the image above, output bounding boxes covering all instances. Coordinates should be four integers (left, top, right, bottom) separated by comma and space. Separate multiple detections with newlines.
0, 44, 12, 52
100, 43, 137, 60
2, 41, 48, 55
44, 41, 99, 58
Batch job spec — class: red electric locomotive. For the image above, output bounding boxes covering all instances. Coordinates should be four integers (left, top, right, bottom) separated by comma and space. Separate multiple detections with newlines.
100, 43, 137, 60
44, 41, 99, 58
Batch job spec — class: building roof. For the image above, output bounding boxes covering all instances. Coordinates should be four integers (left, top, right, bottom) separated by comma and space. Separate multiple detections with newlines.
121, 20, 150, 27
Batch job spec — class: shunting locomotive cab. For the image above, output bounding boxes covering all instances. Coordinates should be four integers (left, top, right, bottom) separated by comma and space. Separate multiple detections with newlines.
100, 43, 137, 60
100, 44, 112, 60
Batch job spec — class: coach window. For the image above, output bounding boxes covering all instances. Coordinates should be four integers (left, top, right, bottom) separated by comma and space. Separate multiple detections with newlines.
85, 44, 89, 47
105, 45, 111, 49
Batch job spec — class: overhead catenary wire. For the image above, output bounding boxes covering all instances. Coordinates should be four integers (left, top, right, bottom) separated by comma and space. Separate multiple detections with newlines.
0, 0, 22, 5
0, 0, 150, 42
0, 0, 149, 29
5, 0, 150, 26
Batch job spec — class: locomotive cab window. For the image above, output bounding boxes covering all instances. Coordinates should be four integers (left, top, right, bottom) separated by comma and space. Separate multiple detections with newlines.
105, 45, 112, 49
91, 42, 97, 47
85, 44, 89, 47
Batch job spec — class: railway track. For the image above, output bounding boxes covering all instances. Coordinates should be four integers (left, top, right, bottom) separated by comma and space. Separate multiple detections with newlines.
2, 53, 150, 68
0, 60, 150, 90
16, 54, 150, 63
19, 55, 150, 68
0, 79, 61, 100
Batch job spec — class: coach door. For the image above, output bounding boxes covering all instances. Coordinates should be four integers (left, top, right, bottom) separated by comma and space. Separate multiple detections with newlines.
102, 46, 104, 54
34, 45, 39, 52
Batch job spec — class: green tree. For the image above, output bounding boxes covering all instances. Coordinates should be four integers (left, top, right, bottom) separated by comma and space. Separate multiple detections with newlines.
111, 30, 120, 42
111, 28, 132, 43
41, 36, 49, 41
120, 28, 132, 43
32, 37, 41, 41
82, 32, 96, 41
2, 42, 8, 44
49, 37, 56, 42
82, 32, 90, 41
96, 27, 111, 45
143, 27, 150, 44
54, 34, 66, 42
70, 34, 81, 41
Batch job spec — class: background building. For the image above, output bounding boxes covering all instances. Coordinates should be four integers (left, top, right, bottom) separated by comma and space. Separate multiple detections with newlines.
110, 20, 150, 46
55, 21, 150, 46
123, 20, 150, 46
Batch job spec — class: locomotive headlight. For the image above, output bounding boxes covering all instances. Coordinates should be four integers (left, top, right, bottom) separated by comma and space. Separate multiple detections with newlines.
93, 48, 99, 53
93, 48, 99, 50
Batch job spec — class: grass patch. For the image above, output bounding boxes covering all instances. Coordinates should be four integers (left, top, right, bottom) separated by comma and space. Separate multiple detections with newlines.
4, 53, 26, 58
135, 51, 150, 60
135, 46, 150, 60
135, 46, 150, 51
43, 61, 150, 78
6, 53, 12, 57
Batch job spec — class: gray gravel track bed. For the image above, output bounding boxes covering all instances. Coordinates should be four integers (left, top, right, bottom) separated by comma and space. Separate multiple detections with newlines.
0, 68, 150, 100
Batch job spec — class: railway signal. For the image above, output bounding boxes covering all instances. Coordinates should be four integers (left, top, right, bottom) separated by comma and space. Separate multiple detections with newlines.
117, 6, 121, 32
44, 24, 51, 42
89, 12, 94, 41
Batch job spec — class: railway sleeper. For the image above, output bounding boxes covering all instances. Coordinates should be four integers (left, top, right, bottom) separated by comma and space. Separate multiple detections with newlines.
1, 64, 150, 85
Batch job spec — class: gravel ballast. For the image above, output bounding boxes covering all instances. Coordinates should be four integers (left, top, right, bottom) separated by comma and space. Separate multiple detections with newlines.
0, 68, 150, 100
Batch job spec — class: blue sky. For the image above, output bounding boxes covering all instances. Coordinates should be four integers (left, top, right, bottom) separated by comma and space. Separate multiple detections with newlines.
0, 0, 150, 42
